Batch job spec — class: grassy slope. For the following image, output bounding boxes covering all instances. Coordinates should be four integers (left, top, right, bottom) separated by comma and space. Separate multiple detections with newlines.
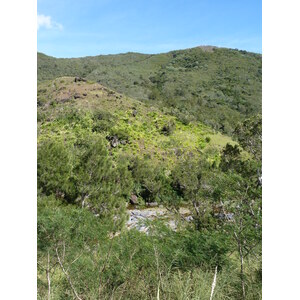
38, 46, 261, 134
38, 76, 238, 170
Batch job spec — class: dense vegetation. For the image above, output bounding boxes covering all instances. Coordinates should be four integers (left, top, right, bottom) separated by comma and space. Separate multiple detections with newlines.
37, 48, 261, 299
38, 46, 261, 135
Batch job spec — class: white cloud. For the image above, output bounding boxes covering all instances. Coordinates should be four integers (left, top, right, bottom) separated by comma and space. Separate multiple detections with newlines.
37, 14, 63, 30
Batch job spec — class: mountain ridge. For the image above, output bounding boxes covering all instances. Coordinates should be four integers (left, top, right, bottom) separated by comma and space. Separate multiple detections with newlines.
38, 45, 261, 59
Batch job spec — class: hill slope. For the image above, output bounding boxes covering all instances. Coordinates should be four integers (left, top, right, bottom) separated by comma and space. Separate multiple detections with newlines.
37, 78, 261, 300
38, 76, 237, 170
38, 46, 262, 134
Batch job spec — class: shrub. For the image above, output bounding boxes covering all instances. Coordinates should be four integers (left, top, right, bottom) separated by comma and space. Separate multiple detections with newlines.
161, 119, 175, 136
37, 139, 77, 202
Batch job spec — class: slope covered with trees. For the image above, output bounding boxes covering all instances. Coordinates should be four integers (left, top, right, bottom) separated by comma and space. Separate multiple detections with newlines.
38, 46, 261, 135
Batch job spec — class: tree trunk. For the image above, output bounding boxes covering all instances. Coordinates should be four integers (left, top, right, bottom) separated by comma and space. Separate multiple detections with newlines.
234, 232, 246, 299
239, 243, 246, 299
209, 266, 218, 300
47, 251, 51, 300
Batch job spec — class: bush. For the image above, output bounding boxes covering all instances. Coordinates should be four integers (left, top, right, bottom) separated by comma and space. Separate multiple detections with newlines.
205, 136, 211, 143
76, 137, 128, 225
161, 119, 175, 136
37, 139, 77, 202
129, 157, 172, 203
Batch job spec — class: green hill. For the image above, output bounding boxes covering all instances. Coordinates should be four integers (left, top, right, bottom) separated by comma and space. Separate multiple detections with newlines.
38, 46, 261, 134
38, 76, 238, 171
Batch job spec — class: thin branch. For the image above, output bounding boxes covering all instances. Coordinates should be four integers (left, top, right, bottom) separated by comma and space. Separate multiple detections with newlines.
47, 251, 51, 300
154, 246, 162, 300
234, 232, 246, 300
70, 252, 83, 265
62, 241, 66, 263
55, 247, 82, 300
209, 266, 218, 300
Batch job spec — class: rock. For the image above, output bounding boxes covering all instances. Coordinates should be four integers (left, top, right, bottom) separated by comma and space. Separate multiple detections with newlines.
60, 97, 71, 103
126, 206, 191, 233
130, 194, 138, 205
185, 216, 193, 222
75, 77, 86, 82
215, 213, 234, 220
168, 220, 177, 230
74, 93, 81, 99
226, 213, 234, 220
146, 202, 158, 207
110, 136, 119, 148
132, 109, 138, 117
120, 140, 127, 145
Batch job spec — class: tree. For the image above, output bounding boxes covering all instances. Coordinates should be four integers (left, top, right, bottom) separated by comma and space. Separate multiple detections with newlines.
219, 143, 242, 172
130, 157, 168, 203
171, 157, 215, 230
234, 114, 262, 161
76, 137, 129, 228
37, 138, 77, 202
218, 144, 262, 299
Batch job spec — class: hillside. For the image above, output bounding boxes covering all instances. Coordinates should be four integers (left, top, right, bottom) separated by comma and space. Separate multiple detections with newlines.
37, 67, 261, 299
38, 76, 237, 172
38, 46, 262, 135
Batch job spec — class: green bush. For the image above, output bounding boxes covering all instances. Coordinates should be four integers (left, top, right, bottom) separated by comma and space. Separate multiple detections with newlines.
37, 138, 77, 202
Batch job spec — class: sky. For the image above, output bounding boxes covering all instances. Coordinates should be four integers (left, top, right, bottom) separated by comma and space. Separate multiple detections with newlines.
37, 0, 262, 58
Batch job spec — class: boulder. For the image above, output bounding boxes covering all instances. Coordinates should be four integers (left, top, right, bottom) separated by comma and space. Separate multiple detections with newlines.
110, 136, 119, 148
130, 194, 138, 205
132, 109, 138, 117
75, 77, 87, 82
74, 93, 81, 99
146, 201, 158, 207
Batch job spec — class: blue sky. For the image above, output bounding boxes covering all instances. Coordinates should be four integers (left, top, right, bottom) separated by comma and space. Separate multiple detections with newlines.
37, 0, 262, 58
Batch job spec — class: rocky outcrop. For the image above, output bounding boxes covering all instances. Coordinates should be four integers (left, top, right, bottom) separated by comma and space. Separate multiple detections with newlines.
126, 207, 193, 233
74, 77, 87, 82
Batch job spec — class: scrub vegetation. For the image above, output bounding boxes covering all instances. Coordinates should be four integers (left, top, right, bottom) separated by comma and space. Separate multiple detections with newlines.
37, 47, 261, 300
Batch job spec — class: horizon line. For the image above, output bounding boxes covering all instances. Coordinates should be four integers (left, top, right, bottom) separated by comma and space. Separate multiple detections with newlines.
37, 45, 262, 59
